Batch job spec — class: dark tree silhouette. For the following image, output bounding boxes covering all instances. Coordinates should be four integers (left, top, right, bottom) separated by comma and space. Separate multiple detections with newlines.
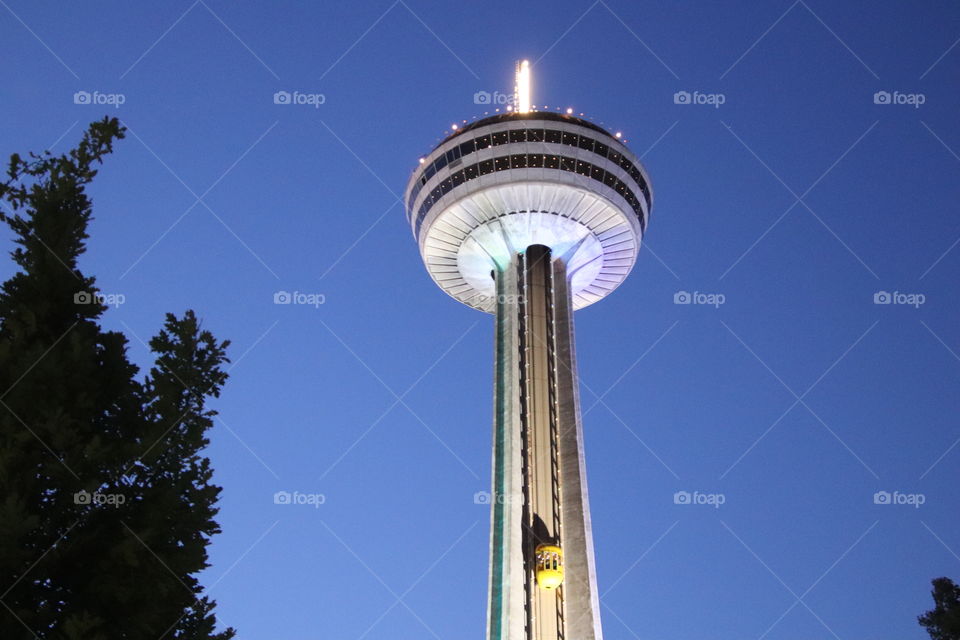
0, 118, 235, 639
920, 577, 960, 640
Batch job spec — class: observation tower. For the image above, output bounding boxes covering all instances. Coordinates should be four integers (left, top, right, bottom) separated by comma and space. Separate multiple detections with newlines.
403, 61, 652, 640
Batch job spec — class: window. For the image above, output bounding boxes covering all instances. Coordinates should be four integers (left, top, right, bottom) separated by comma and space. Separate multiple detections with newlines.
578, 136, 594, 152
413, 146, 648, 238
594, 141, 609, 158
527, 129, 544, 142
608, 150, 622, 166
459, 140, 475, 156
445, 146, 460, 163
544, 130, 562, 145
561, 131, 578, 147
435, 155, 448, 172
492, 131, 509, 146
509, 129, 525, 143
425, 163, 436, 181
475, 134, 492, 150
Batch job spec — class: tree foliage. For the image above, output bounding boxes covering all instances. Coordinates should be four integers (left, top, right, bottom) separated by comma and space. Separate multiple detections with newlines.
0, 118, 234, 639
920, 577, 960, 640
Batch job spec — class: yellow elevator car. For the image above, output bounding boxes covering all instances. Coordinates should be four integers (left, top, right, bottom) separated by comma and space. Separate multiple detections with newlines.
535, 544, 563, 590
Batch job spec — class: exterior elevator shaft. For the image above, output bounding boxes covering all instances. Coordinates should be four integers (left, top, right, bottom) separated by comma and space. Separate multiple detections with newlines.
487, 245, 604, 640
520, 245, 564, 640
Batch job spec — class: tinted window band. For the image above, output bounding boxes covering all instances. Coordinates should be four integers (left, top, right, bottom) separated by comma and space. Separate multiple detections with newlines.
408, 127, 651, 216
413, 152, 648, 238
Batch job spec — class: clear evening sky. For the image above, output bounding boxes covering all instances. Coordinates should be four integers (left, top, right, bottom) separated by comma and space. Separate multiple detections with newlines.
1, 1, 958, 638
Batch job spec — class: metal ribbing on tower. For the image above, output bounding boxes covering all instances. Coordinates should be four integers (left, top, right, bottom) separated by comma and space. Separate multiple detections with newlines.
520, 245, 564, 640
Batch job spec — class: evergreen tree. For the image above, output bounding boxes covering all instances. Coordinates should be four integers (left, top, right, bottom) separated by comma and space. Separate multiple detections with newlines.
0, 118, 234, 639
920, 577, 960, 640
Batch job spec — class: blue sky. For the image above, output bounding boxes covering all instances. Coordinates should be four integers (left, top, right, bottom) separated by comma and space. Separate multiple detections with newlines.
2, 1, 959, 638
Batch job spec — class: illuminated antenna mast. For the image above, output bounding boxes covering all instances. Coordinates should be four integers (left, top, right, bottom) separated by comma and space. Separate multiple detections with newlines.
515, 59, 531, 113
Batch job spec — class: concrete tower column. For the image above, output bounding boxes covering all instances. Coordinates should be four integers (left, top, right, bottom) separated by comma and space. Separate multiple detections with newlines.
487, 245, 602, 640
487, 251, 528, 640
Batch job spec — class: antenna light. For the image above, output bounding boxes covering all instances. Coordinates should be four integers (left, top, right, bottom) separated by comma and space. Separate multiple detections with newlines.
515, 60, 531, 114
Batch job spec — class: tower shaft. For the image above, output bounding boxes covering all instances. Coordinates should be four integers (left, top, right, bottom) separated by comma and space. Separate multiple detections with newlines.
488, 245, 604, 640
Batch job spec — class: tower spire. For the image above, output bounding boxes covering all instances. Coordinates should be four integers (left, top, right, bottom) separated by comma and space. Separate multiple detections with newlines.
515, 59, 531, 114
